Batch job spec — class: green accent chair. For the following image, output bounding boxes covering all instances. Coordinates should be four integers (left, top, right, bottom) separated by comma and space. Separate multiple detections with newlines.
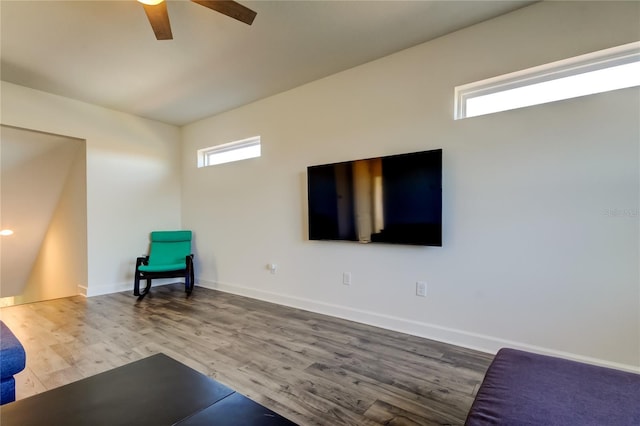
134, 230, 194, 299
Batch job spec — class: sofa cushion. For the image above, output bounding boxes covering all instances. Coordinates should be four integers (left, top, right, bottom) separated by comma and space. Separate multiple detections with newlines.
465, 348, 640, 425
0, 321, 26, 378
1, 377, 16, 405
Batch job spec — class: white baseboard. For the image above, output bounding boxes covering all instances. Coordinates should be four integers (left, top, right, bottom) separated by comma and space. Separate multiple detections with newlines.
198, 279, 640, 373
82, 279, 179, 298
84, 282, 132, 297
77, 285, 88, 297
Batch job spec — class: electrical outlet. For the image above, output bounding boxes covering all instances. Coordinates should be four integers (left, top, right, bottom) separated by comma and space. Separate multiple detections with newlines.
343, 272, 351, 285
416, 281, 427, 297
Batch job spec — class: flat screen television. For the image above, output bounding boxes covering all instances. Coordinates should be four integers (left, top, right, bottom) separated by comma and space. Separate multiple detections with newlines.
307, 149, 442, 246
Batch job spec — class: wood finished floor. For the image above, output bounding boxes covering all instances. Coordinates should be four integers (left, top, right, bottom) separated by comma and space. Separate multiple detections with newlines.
0, 284, 493, 425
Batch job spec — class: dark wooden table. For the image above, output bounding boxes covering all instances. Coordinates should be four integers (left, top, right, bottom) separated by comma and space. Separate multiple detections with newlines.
0, 353, 296, 425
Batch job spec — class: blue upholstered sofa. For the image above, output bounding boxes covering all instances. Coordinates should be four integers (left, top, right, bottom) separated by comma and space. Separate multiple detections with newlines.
0, 321, 26, 405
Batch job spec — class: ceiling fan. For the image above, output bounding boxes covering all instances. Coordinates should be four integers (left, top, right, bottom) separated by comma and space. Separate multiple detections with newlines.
138, 0, 256, 40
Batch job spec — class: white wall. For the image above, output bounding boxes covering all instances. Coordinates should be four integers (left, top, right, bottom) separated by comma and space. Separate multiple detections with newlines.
1, 82, 182, 296
1, 128, 84, 299
182, 1, 640, 369
14, 142, 87, 304
1, 127, 86, 303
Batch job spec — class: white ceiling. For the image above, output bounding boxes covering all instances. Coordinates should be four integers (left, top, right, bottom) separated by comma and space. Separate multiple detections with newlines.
0, 0, 535, 126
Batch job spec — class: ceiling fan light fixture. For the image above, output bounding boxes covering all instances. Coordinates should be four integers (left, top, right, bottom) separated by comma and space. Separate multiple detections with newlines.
138, 0, 256, 41
138, 0, 164, 6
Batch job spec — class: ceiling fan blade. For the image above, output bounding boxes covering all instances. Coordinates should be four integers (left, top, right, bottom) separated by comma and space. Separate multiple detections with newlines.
191, 0, 257, 25
141, 2, 173, 40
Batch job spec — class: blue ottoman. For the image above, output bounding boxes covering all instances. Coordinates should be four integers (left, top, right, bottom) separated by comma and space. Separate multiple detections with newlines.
0, 321, 26, 405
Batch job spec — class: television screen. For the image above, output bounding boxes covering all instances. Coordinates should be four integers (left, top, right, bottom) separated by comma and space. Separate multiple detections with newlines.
307, 149, 442, 246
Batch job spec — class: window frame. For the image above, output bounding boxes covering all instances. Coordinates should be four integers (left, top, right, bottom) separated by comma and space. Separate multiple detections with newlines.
454, 41, 640, 120
197, 136, 261, 168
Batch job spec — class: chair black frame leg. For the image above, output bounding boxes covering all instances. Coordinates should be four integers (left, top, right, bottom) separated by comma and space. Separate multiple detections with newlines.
133, 256, 149, 297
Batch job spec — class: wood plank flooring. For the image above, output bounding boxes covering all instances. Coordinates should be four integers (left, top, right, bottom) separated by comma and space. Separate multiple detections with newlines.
0, 284, 493, 425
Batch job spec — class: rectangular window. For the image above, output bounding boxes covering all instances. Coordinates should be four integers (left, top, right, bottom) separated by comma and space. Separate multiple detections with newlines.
454, 41, 640, 119
197, 136, 261, 168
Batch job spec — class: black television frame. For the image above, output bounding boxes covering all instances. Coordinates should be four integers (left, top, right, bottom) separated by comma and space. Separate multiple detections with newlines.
307, 149, 442, 247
